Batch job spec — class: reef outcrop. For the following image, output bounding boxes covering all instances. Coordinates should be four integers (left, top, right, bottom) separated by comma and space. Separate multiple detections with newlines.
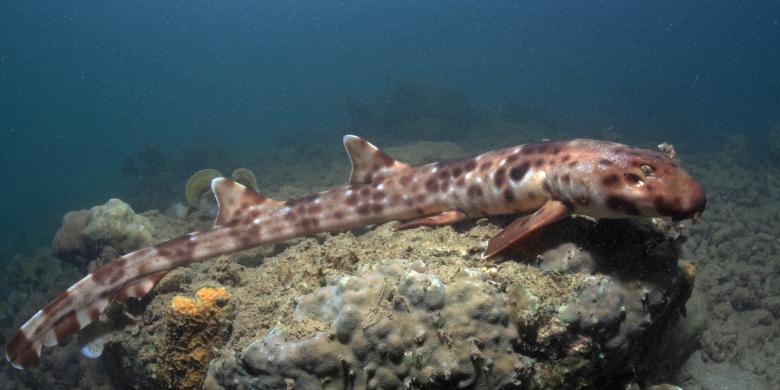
51, 198, 155, 269
200, 217, 693, 389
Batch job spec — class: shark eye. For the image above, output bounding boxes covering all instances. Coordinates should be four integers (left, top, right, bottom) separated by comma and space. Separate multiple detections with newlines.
639, 164, 654, 175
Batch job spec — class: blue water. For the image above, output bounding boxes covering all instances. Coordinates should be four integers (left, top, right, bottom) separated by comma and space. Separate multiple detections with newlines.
1, 0, 778, 256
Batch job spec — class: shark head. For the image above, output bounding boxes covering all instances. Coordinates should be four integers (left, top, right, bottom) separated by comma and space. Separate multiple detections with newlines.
555, 140, 706, 222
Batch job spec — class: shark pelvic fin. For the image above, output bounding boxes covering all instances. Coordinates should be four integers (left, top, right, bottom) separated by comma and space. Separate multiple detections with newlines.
343, 135, 410, 185
115, 270, 169, 303
211, 178, 283, 226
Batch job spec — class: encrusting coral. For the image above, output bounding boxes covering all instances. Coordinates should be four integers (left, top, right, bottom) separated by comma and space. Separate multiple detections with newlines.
157, 286, 232, 390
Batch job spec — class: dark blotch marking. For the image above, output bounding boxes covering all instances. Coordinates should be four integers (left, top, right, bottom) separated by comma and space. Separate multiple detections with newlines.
415, 208, 425, 215
307, 204, 323, 214
345, 193, 359, 206
561, 174, 571, 184
455, 177, 466, 187
359, 187, 371, 197
568, 161, 578, 168
606, 196, 640, 215
374, 149, 396, 167
506, 154, 518, 164
561, 154, 571, 162
389, 193, 401, 206
522, 145, 536, 155
301, 218, 320, 230
425, 177, 439, 192
509, 162, 530, 181
480, 162, 492, 172
503, 189, 515, 202
371, 204, 384, 214
467, 185, 483, 197
451, 166, 463, 178
43, 292, 72, 315
371, 190, 386, 201
534, 158, 545, 167
601, 174, 620, 187
494, 167, 506, 188
599, 159, 613, 166
438, 169, 450, 179
284, 211, 297, 221
551, 146, 561, 155
400, 174, 412, 186
654, 196, 689, 220
53, 312, 80, 343
438, 175, 451, 191
333, 210, 345, 220
463, 159, 478, 172
356, 204, 371, 215
6, 331, 41, 368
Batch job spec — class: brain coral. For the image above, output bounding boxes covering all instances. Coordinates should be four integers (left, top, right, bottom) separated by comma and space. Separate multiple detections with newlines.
52, 198, 154, 268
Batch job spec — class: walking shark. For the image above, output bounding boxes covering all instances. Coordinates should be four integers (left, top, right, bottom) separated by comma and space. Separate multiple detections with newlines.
6, 135, 706, 369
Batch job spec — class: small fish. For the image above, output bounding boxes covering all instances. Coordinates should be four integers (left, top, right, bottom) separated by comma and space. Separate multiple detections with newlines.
5, 135, 706, 369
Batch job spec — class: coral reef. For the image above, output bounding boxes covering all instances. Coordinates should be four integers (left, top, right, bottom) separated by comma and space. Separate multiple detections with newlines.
201, 216, 692, 389
51, 198, 154, 269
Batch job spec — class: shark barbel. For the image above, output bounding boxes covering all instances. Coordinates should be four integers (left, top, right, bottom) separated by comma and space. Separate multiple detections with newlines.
5, 135, 706, 369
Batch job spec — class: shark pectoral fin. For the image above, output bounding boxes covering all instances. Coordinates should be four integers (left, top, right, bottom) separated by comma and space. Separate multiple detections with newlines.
396, 210, 468, 230
211, 177, 283, 226
343, 135, 410, 184
482, 200, 571, 258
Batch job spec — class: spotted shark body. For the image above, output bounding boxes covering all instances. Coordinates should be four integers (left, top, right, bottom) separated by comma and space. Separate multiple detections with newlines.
5, 135, 706, 369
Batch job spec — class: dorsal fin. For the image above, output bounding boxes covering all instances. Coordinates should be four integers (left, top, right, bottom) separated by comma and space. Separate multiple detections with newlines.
343, 135, 410, 184
211, 178, 283, 226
